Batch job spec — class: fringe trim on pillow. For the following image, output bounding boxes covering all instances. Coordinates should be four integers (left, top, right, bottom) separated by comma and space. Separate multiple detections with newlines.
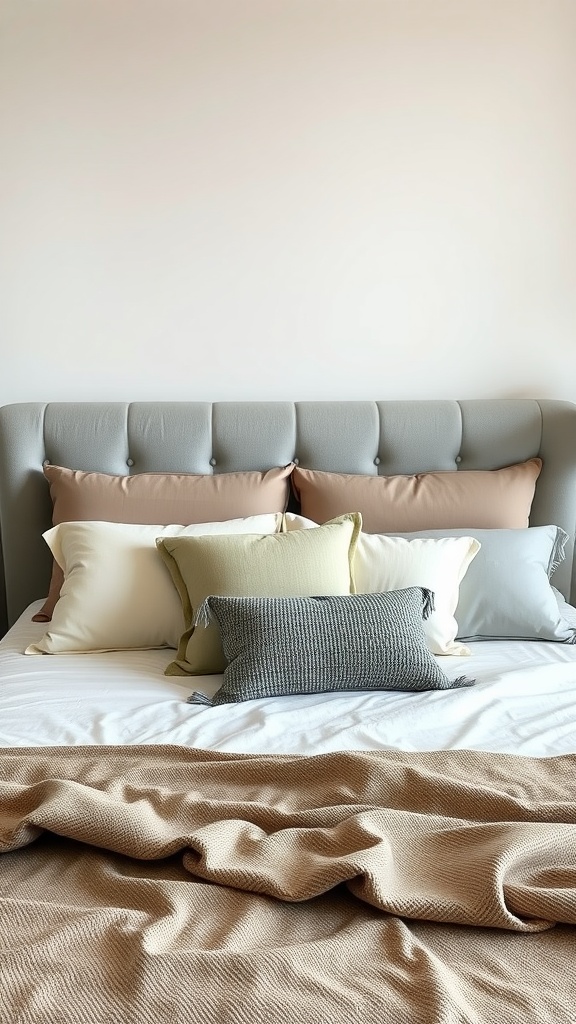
420, 587, 435, 621
452, 676, 476, 688
186, 691, 214, 706
193, 598, 214, 630
550, 527, 569, 577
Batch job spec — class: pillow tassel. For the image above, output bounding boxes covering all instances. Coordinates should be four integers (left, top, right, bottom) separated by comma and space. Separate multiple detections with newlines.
421, 587, 435, 621
186, 691, 215, 707
451, 675, 476, 688
193, 597, 214, 630
549, 527, 569, 577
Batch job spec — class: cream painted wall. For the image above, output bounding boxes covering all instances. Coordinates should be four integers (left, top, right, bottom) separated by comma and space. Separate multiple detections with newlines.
0, 0, 574, 405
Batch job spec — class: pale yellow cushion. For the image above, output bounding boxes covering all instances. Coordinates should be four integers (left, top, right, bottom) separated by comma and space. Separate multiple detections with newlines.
158, 513, 362, 676
291, 460, 542, 533
25, 515, 283, 655
285, 515, 480, 656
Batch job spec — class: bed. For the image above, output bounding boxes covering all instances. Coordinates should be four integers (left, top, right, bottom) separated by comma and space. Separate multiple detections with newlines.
1, 398, 576, 1023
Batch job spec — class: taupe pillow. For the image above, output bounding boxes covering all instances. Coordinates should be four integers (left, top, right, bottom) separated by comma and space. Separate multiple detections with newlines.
157, 513, 361, 676
35, 463, 293, 621
291, 460, 542, 534
188, 589, 473, 706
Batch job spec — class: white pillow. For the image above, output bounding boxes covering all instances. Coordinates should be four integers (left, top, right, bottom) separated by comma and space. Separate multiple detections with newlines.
354, 533, 480, 655
285, 515, 480, 655
25, 514, 283, 655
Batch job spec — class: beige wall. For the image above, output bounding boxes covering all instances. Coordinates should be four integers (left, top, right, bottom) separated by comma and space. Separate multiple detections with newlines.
0, 0, 574, 404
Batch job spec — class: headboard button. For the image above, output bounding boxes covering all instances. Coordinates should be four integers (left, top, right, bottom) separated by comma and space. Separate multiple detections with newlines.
209, 458, 217, 467
126, 458, 134, 467
293, 458, 299, 466
374, 457, 380, 466
455, 456, 462, 464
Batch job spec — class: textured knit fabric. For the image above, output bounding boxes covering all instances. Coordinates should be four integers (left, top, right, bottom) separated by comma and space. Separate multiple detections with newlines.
190, 587, 472, 706
1, 745, 576, 1024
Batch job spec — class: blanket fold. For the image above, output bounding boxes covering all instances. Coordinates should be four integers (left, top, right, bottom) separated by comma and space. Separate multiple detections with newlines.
1, 745, 575, 1023
1, 745, 576, 931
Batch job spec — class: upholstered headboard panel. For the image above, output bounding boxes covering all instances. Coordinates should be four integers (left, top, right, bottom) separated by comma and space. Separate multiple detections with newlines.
1, 398, 576, 633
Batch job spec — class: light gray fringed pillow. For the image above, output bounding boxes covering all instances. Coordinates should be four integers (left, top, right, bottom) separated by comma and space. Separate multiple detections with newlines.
390, 526, 576, 643
187, 588, 474, 707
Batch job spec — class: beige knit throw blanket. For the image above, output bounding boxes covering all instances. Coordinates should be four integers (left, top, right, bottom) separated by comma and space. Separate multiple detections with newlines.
1, 745, 575, 1024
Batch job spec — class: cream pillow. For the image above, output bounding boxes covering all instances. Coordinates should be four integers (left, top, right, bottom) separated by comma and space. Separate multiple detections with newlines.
284, 515, 480, 656
157, 512, 362, 676
25, 514, 284, 655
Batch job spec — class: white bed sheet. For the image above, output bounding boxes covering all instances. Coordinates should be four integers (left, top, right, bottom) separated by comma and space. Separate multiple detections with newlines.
1, 601, 576, 756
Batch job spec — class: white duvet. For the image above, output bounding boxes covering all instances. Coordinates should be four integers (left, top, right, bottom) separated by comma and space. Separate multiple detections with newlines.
2, 600, 576, 756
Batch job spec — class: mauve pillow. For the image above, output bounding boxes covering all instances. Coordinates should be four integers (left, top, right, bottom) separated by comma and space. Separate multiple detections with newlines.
34, 463, 293, 621
291, 459, 542, 534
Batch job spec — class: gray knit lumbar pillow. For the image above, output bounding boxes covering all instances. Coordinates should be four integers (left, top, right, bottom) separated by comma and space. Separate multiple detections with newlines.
187, 588, 473, 706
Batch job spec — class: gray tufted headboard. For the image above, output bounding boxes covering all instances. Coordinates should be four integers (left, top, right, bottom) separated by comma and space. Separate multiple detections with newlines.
1, 398, 576, 635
